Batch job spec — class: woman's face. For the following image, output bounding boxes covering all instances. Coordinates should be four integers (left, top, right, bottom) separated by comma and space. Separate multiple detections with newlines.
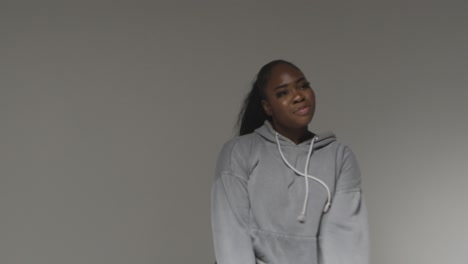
261, 63, 316, 132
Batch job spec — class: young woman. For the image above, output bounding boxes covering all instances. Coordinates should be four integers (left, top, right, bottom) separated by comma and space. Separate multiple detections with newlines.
211, 60, 369, 264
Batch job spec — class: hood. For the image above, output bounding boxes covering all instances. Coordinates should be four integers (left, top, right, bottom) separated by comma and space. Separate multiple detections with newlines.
254, 120, 336, 149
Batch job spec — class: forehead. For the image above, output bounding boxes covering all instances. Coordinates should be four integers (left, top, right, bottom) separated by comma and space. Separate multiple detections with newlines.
267, 64, 304, 87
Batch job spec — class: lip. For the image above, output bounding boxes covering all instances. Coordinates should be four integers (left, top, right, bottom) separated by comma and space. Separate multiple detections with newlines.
294, 105, 311, 116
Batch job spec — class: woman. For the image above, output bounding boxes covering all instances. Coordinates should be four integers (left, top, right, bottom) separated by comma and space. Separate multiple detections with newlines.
211, 60, 369, 264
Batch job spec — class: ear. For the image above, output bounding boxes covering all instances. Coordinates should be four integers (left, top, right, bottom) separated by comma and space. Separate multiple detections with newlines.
261, 99, 273, 116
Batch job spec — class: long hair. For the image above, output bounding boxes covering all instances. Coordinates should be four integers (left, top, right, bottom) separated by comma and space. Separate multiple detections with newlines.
237, 60, 300, 135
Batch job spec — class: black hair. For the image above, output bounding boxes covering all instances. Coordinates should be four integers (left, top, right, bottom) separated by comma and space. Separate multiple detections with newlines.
237, 59, 300, 135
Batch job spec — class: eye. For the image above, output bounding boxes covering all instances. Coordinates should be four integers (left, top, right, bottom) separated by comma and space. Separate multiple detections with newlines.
300, 82, 311, 89
275, 90, 288, 98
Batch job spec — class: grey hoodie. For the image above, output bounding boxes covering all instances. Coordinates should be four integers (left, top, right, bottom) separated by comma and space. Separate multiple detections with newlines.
212, 121, 369, 264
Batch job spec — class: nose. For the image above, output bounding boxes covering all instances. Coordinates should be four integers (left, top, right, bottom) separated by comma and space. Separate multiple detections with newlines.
292, 90, 305, 104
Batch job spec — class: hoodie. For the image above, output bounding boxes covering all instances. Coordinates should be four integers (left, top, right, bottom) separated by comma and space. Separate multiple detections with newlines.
211, 121, 369, 264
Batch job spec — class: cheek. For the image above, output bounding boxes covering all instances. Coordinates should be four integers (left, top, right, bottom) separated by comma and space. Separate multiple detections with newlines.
306, 90, 316, 104
269, 99, 289, 116
275, 98, 291, 111
280, 99, 290, 107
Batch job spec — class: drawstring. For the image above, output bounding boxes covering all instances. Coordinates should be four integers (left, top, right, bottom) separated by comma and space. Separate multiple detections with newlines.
275, 132, 331, 223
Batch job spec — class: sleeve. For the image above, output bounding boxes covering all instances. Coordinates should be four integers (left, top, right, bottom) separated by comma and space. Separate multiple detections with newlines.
318, 146, 370, 264
211, 141, 256, 264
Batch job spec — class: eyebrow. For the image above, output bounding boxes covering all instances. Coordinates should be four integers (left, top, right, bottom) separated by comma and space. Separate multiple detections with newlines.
274, 77, 306, 90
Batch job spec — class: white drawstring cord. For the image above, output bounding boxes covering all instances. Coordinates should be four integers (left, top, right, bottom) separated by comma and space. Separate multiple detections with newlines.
298, 136, 314, 222
275, 133, 332, 223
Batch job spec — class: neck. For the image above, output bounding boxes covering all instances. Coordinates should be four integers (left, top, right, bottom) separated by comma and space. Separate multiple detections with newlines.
271, 122, 313, 145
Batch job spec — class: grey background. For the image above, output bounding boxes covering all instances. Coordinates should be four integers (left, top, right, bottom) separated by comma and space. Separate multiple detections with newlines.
1, 1, 467, 263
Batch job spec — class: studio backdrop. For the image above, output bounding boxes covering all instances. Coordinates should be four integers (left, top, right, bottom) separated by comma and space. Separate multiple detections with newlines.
1, 1, 467, 263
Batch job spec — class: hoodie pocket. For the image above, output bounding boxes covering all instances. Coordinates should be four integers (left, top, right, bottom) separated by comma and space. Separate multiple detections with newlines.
251, 229, 318, 264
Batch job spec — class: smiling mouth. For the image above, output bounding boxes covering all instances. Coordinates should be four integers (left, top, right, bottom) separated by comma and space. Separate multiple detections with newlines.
295, 106, 311, 115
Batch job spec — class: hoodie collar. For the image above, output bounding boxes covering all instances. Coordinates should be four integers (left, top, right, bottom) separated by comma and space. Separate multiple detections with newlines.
254, 120, 336, 148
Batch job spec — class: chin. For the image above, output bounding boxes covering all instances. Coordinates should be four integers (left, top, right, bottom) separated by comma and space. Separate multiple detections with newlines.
291, 119, 312, 129
299, 115, 314, 126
